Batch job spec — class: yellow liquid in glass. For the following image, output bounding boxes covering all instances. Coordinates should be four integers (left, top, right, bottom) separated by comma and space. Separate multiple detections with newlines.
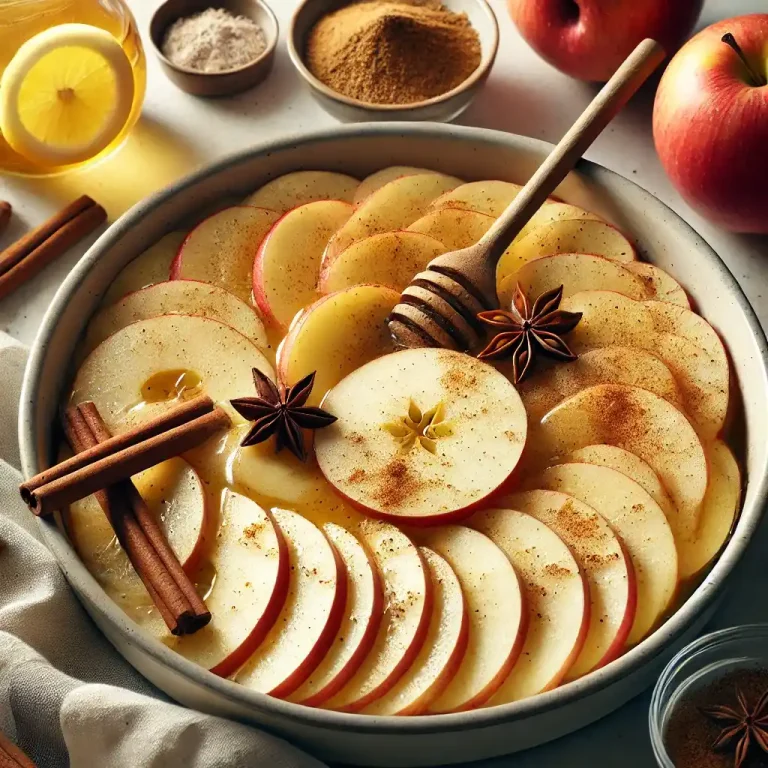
0, 0, 146, 175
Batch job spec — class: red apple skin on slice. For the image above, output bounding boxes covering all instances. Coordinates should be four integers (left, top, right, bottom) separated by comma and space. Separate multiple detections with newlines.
415, 525, 526, 713
67, 458, 208, 609
290, 524, 384, 707
235, 509, 346, 698
253, 200, 353, 329
363, 547, 468, 716
277, 285, 399, 406
531, 463, 678, 646
101, 231, 187, 306
406, 208, 495, 250
162, 492, 289, 678
171, 206, 279, 304
244, 171, 359, 212
428, 180, 524, 217
473, 508, 589, 702
317, 231, 447, 295
530, 383, 708, 541
85, 280, 269, 355
324, 521, 432, 712
503, 490, 636, 679
627, 263, 690, 307
353, 166, 437, 206
315, 349, 528, 525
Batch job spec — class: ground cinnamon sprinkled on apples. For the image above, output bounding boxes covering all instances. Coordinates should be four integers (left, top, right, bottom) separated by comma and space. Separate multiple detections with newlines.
544, 563, 573, 579
348, 468, 366, 484
373, 457, 422, 509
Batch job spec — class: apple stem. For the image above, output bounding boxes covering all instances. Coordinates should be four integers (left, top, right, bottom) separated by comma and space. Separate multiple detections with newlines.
721, 33, 766, 87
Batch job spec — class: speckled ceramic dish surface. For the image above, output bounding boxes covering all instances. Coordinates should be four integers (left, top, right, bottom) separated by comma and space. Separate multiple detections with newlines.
19, 124, 768, 767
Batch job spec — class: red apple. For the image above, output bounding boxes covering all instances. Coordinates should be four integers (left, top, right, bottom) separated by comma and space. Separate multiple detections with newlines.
653, 15, 768, 233
508, 0, 703, 82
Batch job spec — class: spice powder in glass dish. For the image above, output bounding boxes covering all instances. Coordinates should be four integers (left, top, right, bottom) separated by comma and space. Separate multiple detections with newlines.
162, 7, 267, 73
305, 0, 482, 105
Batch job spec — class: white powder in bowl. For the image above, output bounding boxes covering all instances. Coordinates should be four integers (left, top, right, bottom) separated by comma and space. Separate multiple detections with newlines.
161, 7, 267, 74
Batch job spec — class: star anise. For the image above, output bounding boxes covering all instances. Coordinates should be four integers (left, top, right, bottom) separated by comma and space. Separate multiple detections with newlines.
230, 369, 337, 462
701, 687, 768, 768
476, 283, 582, 384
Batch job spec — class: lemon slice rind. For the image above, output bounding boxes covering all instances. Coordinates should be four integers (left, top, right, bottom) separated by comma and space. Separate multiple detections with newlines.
0, 23, 134, 166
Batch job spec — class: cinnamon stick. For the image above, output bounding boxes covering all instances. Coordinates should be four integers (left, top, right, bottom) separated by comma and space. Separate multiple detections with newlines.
25, 403, 230, 517
21, 394, 215, 507
0, 196, 106, 300
0, 730, 36, 768
63, 404, 211, 635
0, 202, 10, 238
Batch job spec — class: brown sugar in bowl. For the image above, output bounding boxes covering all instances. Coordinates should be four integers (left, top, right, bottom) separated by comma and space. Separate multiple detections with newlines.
149, 0, 278, 97
288, 0, 499, 122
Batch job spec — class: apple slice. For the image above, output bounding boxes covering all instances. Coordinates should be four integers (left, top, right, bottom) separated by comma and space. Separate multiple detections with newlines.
253, 200, 353, 328
244, 171, 359, 212
67, 458, 207, 607
171, 206, 279, 304
353, 166, 434, 205
678, 441, 741, 578
472, 508, 588, 701
164, 491, 289, 676
101, 231, 186, 306
84, 280, 268, 355
531, 463, 678, 645
645, 300, 726, 364
499, 253, 648, 308
531, 383, 707, 541
235, 508, 346, 697
324, 173, 462, 262
428, 180, 524, 217
626, 263, 690, 307
277, 285, 399, 406
406, 208, 495, 250
497, 220, 636, 285
290, 524, 383, 706
315, 348, 527, 524
415, 525, 526, 712
363, 547, 467, 716
513, 202, 603, 244
504, 490, 636, 678
516, 346, 683, 422
317, 231, 447, 295
72, 315, 275, 434
324, 520, 432, 712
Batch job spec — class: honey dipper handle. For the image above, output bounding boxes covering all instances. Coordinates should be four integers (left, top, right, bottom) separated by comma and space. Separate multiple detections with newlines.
479, 38, 666, 264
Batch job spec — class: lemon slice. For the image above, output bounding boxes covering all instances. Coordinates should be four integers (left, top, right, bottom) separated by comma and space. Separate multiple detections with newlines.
0, 23, 134, 166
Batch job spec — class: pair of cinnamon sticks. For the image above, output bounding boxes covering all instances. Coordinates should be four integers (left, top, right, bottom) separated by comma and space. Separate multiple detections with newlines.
21, 395, 231, 636
0, 196, 106, 301
0, 731, 35, 768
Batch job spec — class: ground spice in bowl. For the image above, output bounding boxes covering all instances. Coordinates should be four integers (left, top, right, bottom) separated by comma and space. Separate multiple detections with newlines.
305, 0, 482, 105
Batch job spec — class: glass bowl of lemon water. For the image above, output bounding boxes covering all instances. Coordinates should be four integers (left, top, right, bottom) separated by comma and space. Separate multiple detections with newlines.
0, 0, 146, 176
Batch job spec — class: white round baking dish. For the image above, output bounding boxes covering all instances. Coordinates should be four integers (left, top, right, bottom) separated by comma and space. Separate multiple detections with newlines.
18, 124, 768, 767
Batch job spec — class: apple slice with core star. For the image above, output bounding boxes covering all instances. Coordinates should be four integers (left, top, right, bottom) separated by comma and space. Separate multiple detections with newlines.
363, 547, 467, 716
415, 525, 526, 713
504, 490, 636, 679
235, 508, 346, 698
171, 206, 279, 304
317, 231, 447, 295
324, 173, 462, 262
406, 208, 495, 250
290, 524, 384, 707
277, 285, 399, 406
252, 200, 353, 328
315, 348, 527, 524
626, 263, 689, 307
324, 520, 432, 712
244, 171, 359, 212
515, 346, 683, 422
530, 383, 708, 541
67, 457, 207, 607
473, 508, 589, 701
353, 166, 434, 205
428, 180, 524, 217
162, 491, 289, 677
85, 280, 269, 355
102, 231, 186, 306
530, 462, 678, 645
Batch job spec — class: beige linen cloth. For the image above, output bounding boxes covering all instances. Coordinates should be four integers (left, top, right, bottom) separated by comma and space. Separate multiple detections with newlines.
0, 331, 326, 768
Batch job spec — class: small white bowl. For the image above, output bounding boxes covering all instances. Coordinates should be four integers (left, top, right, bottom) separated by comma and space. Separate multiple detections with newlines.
288, 0, 499, 122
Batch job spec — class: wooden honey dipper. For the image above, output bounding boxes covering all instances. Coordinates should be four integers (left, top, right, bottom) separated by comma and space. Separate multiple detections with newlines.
388, 39, 666, 351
